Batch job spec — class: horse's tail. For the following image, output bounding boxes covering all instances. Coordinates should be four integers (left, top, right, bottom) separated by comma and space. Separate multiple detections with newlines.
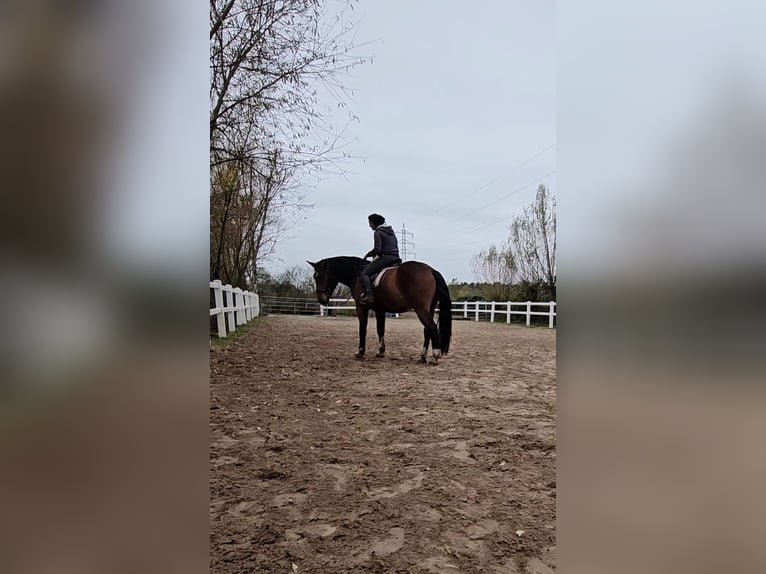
431, 269, 452, 354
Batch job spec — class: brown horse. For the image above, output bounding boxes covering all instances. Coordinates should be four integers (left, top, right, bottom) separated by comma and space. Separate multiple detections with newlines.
307, 256, 452, 363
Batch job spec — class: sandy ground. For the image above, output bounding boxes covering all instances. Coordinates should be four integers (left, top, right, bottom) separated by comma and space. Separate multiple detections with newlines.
211, 315, 556, 573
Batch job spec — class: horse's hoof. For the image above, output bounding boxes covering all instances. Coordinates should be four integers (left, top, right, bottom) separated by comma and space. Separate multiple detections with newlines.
376, 353, 385, 358
355, 353, 365, 360
418, 356, 427, 364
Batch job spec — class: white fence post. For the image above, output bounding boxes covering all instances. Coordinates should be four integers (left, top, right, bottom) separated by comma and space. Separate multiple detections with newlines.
212, 280, 226, 338
506, 301, 511, 324
253, 293, 257, 319
319, 304, 325, 317
549, 301, 555, 328
234, 288, 245, 325
526, 301, 531, 327
463, 301, 468, 319
475, 302, 480, 322
490, 301, 496, 323
224, 286, 235, 332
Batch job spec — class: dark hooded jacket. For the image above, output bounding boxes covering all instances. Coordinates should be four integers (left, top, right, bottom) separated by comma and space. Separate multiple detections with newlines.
365, 224, 399, 258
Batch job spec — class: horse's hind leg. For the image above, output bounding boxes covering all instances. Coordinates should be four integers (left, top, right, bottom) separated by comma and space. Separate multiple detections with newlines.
416, 310, 439, 364
419, 326, 429, 363
429, 301, 441, 361
430, 320, 442, 363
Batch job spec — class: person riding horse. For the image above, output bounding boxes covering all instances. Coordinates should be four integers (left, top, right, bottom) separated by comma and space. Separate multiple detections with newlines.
359, 214, 401, 305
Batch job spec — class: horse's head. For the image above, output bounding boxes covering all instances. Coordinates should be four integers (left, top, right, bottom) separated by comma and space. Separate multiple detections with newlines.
307, 259, 338, 306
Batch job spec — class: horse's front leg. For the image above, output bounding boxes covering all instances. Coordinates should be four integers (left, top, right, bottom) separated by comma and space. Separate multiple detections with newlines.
375, 311, 386, 357
355, 306, 369, 359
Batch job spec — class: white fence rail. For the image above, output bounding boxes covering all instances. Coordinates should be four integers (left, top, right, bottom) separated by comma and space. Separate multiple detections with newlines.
319, 299, 354, 315
236, 295, 556, 328
318, 298, 555, 328
209, 280, 260, 338
260, 296, 322, 316
451, 300, 556, 328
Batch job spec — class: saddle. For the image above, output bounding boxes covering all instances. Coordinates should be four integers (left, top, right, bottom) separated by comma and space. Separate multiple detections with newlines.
372, 266, 397, 288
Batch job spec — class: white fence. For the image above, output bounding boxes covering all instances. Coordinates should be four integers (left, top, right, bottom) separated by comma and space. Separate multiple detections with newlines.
209, 280, 260, 338
260, 296, 323, 316
319, 298, 556, 328
319, 299, 354, 315
216, 293, 556, 329
451, 300, 556, 328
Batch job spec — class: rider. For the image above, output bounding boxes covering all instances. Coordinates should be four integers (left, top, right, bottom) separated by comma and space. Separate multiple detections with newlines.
359, 213, 401, 305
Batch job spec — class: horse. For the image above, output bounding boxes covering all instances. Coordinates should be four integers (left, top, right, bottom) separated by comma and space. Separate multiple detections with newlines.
307, 256, 452, 363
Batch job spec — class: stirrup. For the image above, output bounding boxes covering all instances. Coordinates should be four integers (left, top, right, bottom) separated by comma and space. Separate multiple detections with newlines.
359, 292, 375, 305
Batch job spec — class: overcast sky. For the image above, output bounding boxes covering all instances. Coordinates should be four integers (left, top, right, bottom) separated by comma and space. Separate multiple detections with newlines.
273, 0, 555, 282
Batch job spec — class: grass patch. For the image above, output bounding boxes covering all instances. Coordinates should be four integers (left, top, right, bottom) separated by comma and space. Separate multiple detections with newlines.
210, 316, 264, 347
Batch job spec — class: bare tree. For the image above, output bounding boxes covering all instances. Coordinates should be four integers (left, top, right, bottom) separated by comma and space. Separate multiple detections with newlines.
210, 152, 302, 287
277, 265, 315, 297
210, 0, 370, 287
210, 0, 367, 171
508, 184, 556, 299
469, 243, 516, 301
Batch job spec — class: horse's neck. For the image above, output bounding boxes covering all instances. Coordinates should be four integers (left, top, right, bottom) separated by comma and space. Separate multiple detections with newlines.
330, 257, 364, 287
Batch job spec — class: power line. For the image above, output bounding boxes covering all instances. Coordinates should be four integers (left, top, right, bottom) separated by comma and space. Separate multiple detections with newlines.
456, 169, 556, 224
425, 169, 556, 234
424, 175, 556, 257
426, 143, 555, 220
435, 213, 520, 249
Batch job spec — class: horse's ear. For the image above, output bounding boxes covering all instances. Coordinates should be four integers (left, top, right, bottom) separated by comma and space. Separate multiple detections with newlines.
307, 260, 317, 268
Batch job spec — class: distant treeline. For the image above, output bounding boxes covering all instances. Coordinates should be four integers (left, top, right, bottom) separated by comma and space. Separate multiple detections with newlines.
448, 280, 555, 303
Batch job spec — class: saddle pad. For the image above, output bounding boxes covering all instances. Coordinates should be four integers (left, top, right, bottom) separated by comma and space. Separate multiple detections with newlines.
373, 266, 396, 288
